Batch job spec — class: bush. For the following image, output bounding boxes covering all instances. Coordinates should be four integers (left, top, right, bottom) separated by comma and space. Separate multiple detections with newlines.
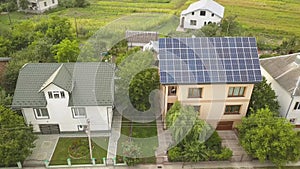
205, 131, 222, 152
168, 146, 182, 162
210, 148, 233, 161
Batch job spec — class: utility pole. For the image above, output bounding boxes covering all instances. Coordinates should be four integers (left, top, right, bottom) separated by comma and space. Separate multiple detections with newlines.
74, 12, 78, 38
86, 119, 93, 160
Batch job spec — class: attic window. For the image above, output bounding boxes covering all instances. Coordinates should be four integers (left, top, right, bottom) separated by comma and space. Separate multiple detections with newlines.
211, 13, 214, 17
200, 11, 206, 16
192, 12, 194, 15
48, 91, 65, 99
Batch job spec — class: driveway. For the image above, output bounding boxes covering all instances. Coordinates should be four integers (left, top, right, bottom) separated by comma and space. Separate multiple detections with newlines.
23, 134, 59, 167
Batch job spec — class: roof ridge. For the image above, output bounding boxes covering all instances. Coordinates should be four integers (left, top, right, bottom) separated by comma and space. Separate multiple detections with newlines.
38, 64, 63, 92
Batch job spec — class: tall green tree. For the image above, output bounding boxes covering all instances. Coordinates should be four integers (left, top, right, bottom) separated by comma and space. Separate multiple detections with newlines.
248, 76, 280, 115
0, 36, 12, 57
51, 38, 79, 62
237, 108, 300, 167
0, 106, 37, 167
19, 0, 29, 10
129, 68, 159, 111
220, 15, 243, 36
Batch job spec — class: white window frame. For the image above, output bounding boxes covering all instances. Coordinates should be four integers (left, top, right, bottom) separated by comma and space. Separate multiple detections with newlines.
190, 20, 197, 26
294, 102, 300, 110
77, 125, 87, 131
228, 87, 246, 97
72, 107, 86, 118
48, 91, 65, 99
34, 108, 49, 119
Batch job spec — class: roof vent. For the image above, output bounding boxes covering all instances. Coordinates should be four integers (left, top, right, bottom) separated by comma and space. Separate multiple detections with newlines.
295, 55, 300, 65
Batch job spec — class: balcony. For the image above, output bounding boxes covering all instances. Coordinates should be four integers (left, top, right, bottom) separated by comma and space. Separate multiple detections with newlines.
167, 86, 177, 103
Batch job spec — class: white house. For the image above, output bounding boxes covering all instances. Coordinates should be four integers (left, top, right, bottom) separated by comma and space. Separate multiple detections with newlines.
179, 0, 224, 30
26, 0, 58, 13
158, 37, 262, 130
12, 62, 115, 134
260, 53, 300, 127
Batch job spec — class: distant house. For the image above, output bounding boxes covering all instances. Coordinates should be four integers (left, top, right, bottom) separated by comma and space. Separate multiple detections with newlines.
0, 57, 10, 82
12, 62, 115, 134
24, 0, 58, 13
260, 53, 300, 127
179, 0, 224, 30
158, 37, 262, 130
125, 30, 158, 47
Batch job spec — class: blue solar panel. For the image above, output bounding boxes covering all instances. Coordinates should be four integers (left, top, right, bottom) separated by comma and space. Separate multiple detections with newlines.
158, 37, 262, 84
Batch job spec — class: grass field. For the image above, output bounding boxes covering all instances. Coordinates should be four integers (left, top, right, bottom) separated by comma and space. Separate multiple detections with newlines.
116, 117, 158, 164
50, 137, 108, 165
0, 0, 299, 44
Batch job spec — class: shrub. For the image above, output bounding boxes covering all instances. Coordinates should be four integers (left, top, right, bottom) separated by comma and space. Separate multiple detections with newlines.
210, 147, 233, 161
168, 146, 182, 162
205, 131, 222, 152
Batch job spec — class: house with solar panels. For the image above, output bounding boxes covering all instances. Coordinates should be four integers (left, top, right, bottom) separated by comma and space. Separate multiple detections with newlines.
260, 53, 300, 128
12, 62, 115, 134
158, 37, 262, 130
179, 0, 224, 30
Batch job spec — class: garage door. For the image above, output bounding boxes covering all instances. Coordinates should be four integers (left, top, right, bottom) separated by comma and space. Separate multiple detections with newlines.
39, 124, 60, 134
216, 121, 233, 130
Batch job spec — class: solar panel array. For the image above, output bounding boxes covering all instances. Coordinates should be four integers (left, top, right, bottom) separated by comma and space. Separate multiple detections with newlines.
158, 37, 262, 84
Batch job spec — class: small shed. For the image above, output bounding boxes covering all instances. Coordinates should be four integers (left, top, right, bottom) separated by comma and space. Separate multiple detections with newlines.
125, 30, 159, 47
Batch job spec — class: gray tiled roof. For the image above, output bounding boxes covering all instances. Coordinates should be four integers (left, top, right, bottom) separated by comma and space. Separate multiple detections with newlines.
12, 62, 115, 107
260, 53, 300, 96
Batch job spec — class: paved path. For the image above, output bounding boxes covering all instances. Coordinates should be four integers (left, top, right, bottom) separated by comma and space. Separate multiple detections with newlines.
23, 135, 59, 167
155, 115, 172, 161
107, 111, 122, 161
19, 160, 300, 169
217, 130, 251, 162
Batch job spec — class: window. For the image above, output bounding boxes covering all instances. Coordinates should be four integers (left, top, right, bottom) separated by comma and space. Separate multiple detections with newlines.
78, 125, 87, 131
194, 106, 201, 116
44, 2, 47, 6
48, 91, 65, 99
48, 92, 53, 99
192, 12, 194, 15
224, 105, 241, 114
168, 86, 177, 96
204, 21, 207, 25
290, 118, 296, 124
34, 108, 49, 119
72, 108, 86, 118
211, 13, 214, 17
52, 0, 55, 4
294, 102, 300, 110
60, 91, 65, 98
188, 88, 202, 98
190, 20, 197, 26
200, 11, 206, 16
228, 87, 246, 97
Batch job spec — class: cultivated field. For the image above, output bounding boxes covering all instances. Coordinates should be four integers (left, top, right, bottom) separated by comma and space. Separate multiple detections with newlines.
0, 0, 299, 43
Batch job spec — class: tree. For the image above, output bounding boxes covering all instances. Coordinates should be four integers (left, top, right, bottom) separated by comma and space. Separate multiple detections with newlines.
73, 0, 89, 7
0, 36, 12, 57
0, 87, 12, 106
276, 37, 299, 55
19, 0, 29, 10
0, 106, 37, 167
195, 23, 221, 37
51, 38, 79, 62
248, 76, 280, 115
129, 68, 159, 111
122, 140, 141, 166
237, 108, 300, 167
220, 15, 243, 36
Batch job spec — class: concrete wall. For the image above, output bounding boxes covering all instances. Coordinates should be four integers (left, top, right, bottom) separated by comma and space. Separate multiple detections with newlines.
22, 84, 112, 132
180, 9, 222, 30
163, 83, 254, 128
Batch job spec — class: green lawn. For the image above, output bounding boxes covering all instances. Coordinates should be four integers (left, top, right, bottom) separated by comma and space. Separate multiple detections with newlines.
50, 137, 108, 165
117, 117, 158, 164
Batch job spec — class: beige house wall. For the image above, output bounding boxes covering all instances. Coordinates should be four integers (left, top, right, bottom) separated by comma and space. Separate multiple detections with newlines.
162, 83, 254, 128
